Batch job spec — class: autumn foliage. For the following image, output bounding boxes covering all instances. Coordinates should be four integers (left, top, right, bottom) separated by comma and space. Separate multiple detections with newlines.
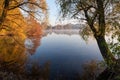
0, 0, 48, 72
0, 0, 48, 39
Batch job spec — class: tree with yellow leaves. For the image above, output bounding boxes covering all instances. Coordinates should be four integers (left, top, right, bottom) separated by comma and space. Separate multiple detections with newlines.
0, 0, 48, 36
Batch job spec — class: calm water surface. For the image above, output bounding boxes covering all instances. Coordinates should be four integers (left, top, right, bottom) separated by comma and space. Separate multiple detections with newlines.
0, 30, 103, 79
26, 30, 103, 79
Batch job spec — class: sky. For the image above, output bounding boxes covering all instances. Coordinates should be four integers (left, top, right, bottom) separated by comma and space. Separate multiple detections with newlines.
46, 0, 58, 26
20, 0, 59, 25
46, 0, 79, 26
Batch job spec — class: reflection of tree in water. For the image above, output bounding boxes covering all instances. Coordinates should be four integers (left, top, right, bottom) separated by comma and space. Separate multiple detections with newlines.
25, 61, 50, 80
0, 42, 50, 79
0, 36, 106, 80
0, 36, 50, 80
25, 17, 43, 55
47, 60, 105, 80
78, 60, 105, 80
25, 35, 42, 55
0, 36, 27, 74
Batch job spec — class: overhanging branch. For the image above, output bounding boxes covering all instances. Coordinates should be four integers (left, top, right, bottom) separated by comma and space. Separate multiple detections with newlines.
8, 1, 46, 10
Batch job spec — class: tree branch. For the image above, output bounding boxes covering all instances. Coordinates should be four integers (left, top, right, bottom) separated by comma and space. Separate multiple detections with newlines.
84, 10, 97, 33
8, 1, 46, 10
19, 7, 41, 21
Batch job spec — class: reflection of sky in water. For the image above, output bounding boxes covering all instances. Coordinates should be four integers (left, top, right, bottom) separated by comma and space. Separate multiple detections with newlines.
27, 31, 103, 79
25, 38, 33, 49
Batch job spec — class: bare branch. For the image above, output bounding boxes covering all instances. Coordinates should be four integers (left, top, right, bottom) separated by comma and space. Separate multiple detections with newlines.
84, 10, 97, 33
8, 1, 46, 10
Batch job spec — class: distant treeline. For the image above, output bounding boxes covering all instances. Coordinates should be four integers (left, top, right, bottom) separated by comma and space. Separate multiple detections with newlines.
47, 23, 85, 30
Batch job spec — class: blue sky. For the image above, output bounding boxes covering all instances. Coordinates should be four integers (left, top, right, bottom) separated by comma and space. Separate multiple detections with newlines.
46, 0, 58, 25
46, 0, 79, 26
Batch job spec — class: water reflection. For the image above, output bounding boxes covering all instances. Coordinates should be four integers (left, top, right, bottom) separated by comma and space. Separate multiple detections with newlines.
0, 36, 27, 74
27, 30, 103, 80
0, 34, 50, 80
44, 30, 80, 36
25, 35, 42, 55
0, 30, 104, 80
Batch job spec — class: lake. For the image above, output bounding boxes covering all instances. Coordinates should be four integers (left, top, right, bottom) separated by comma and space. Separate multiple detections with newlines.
25, 30, 103, 79
0, 30, 103, 80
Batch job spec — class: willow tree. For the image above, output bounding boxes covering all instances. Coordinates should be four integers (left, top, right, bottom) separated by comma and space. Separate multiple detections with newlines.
57, 0, 120, 64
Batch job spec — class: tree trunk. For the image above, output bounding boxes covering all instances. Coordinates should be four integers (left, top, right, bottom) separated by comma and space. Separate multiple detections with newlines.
94, 0, 116, 64
94, 35, 116, 64
96, 0, 105, 36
